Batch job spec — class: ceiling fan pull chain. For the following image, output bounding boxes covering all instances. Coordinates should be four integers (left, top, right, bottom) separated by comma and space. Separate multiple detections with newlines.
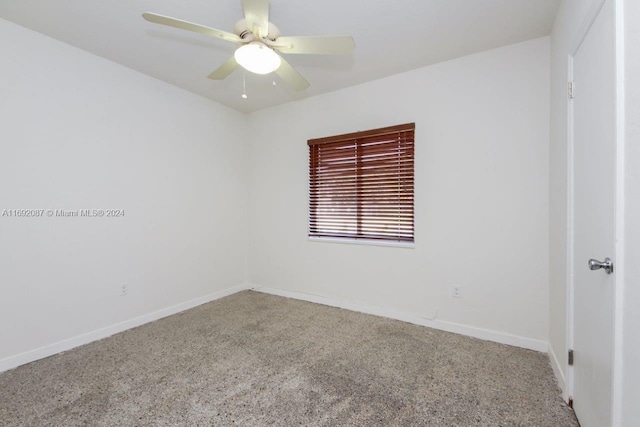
242, 71, 248, 99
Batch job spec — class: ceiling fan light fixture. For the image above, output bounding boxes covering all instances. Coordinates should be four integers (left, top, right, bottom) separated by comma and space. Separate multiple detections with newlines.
234, 42, 281, 75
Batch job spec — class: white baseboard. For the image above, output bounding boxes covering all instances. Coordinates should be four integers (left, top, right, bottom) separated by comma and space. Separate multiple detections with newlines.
0, 283, 250, 373
548, 343, 568, 400
250, 285, 549, 353
1, 283, 551, 374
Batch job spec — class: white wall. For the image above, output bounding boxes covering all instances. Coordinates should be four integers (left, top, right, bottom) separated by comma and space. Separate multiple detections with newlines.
622, 0, 640, 422
246, 38, 550, 347
0, 18, 248, 369
548, 0, 597, 394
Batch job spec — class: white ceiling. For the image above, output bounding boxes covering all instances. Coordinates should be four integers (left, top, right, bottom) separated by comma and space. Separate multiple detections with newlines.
0, 0, 560, 114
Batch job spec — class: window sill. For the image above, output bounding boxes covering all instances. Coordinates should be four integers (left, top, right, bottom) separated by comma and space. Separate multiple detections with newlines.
307, 236, 415, 249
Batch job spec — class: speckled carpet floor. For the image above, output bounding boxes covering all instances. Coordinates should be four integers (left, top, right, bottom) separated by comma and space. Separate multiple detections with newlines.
0, 291, 577, 426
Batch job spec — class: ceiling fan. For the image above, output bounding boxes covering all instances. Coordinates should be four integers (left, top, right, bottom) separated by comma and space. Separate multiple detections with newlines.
142, 0, 355, 91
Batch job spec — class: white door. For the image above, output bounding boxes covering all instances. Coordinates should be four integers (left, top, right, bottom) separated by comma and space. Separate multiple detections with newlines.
571, 0, 617, 425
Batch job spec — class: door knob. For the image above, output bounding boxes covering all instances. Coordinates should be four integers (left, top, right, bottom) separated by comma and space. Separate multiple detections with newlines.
588, 257, 613, 274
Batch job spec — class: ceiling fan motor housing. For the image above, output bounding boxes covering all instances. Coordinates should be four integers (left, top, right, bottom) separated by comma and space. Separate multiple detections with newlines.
233, 18, 280, 41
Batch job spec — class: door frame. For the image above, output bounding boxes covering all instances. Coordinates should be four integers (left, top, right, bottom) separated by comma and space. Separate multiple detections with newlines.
565, 0, 626, 423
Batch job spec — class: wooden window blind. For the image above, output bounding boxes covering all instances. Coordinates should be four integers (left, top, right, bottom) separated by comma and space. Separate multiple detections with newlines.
308, 123, 415, 243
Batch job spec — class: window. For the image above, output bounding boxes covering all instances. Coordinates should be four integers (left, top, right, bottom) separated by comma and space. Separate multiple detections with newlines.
308, 123, 415, 244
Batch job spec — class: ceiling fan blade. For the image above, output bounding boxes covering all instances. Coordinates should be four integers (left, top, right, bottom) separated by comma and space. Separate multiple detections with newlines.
207, 56, 239, 80
275, 36, 355, 55
142, 13, 243, 44
275, 55, 309, 91
241, 0, 269, 38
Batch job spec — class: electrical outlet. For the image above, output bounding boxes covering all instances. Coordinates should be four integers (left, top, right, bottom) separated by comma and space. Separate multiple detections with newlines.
451, 284, 462, 298
120, 284, 128, 296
